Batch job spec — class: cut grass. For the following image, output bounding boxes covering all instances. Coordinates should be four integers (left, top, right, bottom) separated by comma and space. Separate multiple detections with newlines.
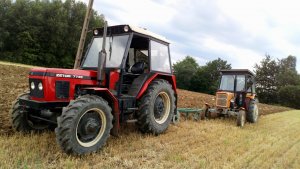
0, 111, 299, 168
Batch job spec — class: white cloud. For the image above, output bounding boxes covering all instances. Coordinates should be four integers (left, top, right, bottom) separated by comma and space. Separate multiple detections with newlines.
80, 0, 300, 72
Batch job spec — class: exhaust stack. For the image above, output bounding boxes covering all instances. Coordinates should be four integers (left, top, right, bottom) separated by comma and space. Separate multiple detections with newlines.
97, 21, 108, 83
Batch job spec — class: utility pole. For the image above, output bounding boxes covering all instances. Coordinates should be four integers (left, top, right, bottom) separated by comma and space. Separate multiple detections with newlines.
74, 0, 94, 69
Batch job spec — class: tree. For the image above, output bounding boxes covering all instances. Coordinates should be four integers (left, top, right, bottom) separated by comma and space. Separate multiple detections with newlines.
190, 58, 231, 94
254, 55, 300, 104
0, 0, 104, 68
173, 56, 199, 90
254, 55, 280, 103
278, 85, 300, 109
277, 55, 300, 88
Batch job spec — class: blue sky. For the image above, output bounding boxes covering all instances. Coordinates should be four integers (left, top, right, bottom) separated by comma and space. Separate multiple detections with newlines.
81, 0, 300, 72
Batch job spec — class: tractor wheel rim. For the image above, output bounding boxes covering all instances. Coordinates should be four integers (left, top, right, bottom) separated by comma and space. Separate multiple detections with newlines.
76, 108, 106, 147
154, 91, 171, 124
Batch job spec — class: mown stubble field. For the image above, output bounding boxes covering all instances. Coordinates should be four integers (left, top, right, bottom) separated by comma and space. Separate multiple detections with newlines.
0, 61, 299, 168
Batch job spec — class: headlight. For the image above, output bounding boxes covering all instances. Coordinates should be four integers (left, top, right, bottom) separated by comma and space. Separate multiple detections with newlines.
38, 82, 43, 90
124, 25, 129, 32
31, 82, 35, 90
93, 29, 99, 35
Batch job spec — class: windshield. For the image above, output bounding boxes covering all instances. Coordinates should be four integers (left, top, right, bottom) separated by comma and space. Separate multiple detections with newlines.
219, 75, 235, 91
82, 35, 129, 68
236, 75, 246, 91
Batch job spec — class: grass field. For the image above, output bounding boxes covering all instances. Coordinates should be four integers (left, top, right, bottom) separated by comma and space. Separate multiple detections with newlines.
0, 111, 299, 168
0, 61, 299, 168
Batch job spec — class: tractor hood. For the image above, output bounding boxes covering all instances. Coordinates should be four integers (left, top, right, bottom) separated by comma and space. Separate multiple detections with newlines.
29, 68, 97, 80
28, 68, 98, 102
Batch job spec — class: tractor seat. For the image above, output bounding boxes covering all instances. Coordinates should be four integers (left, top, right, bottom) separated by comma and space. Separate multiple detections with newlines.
129, 61, 145, 74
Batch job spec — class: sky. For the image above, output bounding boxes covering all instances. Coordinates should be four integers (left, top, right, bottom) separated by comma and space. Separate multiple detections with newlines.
81, 0, 300, 72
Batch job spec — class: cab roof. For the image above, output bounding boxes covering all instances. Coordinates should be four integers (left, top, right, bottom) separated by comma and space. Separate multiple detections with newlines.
93, 24, 170, 44
220, 69, 255, 76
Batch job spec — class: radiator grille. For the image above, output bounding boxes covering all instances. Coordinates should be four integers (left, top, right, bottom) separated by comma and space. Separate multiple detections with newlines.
29, 79, 44, 98
56, 81, 70, 99
216, 93, 228, 107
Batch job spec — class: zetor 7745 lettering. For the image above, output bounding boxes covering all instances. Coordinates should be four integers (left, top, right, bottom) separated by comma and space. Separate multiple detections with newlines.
10, 23, 177, 155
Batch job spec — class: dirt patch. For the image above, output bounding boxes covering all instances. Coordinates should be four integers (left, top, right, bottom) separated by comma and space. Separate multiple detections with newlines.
0, 63, 292, 134
0, 64, 29, 134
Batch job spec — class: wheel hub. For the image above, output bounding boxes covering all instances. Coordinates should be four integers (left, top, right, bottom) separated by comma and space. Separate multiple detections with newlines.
85, 118, 100, 133
154, 96, 165, 119
77, 111, 102, 144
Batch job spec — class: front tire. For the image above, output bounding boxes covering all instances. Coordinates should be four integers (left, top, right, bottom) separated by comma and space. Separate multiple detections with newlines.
55, 95, 113, 155
10, 93, 49, 132
137, 79, 175, 135
247, 99, 259, 123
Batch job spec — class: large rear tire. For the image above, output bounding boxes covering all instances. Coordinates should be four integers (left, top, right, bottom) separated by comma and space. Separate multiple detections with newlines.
247, 99, 259, 123
10, 93, 49, 132
55, 95, 113, 155
137, 79, 175, 135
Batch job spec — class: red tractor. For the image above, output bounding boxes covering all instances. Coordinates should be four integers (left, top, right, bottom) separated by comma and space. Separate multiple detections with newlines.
10, 23, 177, 155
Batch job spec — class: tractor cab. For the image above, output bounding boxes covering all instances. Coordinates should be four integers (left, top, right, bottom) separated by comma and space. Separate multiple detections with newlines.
81, 25, 172, 96
206, 69, 259, 127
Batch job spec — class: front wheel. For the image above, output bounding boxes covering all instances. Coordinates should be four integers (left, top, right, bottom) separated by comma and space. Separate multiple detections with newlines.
137, 79, 175, 135
10, 93, 49, 133
55, 95, 113, 155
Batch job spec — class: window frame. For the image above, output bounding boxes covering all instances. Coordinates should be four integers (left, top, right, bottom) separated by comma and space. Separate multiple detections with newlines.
81, 33, 131, 69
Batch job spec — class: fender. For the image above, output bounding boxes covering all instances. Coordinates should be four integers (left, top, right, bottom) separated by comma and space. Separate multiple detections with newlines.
82, 87, 120, 136
136, 73, 177, 99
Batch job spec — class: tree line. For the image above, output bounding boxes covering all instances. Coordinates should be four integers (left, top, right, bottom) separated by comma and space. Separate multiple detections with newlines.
173, 55, 300, 109
0, 0, 104, 68
254, 55, 300, 108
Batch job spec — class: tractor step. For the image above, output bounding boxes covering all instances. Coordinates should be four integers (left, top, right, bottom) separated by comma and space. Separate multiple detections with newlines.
126, 119, 137, 123
127, 107, 138, 111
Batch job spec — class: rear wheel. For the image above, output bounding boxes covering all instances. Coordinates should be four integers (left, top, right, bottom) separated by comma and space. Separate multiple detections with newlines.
10, 93, 49, 133
237, 110, 246, 127
55, 95, 113, 155
137, 79, 175, 135
247, 99, 259, 123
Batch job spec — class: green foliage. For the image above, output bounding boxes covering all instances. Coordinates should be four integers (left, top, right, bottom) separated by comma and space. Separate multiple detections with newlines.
278, 85, 300, 109
173, 56, 199, 90
0, 0, 104, 68
173, 56, 231, 94
254, 55, 280, 103
254, 55, 300, 107
190, 58, 231, 94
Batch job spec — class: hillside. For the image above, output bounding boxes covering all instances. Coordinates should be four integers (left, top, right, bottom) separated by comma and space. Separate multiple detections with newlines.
0, 62, 299, 168
0, 61, 292, 134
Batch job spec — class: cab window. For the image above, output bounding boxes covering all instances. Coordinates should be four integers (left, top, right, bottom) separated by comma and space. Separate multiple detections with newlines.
150, 41, 171, 73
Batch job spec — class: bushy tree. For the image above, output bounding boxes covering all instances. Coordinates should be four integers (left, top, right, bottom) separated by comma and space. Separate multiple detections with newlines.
278, 85, 300, 109
254, 55, 300, 105
0, 0, 104, 68
173, 56, 199, 90
190, 58, 231, 94
254, 55, 280, 103
173, 56, 231, 94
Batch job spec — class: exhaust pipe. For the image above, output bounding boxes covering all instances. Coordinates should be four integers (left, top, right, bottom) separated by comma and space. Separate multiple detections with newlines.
97, 21, 108, 83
